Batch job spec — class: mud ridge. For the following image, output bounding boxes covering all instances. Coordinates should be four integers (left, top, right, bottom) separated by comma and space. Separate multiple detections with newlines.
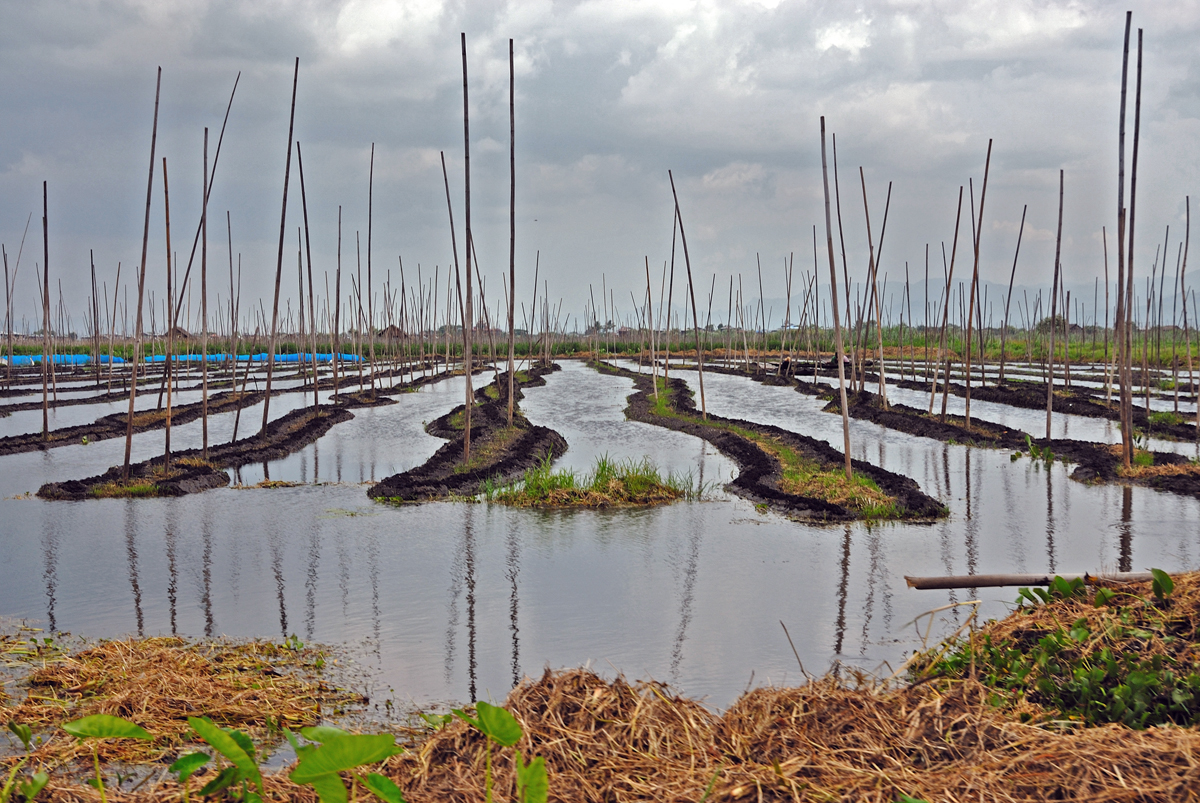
367, 364, 568, 502
595, 361, 945, 521
36, 405, 354, 500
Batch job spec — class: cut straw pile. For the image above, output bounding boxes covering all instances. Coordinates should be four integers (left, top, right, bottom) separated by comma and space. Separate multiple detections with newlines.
4, 636, 357, 766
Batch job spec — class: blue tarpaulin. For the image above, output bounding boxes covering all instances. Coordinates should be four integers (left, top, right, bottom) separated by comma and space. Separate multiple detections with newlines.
3, 352, 360, 366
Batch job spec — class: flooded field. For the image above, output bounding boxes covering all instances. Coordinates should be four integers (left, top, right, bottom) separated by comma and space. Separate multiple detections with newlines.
3, 359, 1199, 712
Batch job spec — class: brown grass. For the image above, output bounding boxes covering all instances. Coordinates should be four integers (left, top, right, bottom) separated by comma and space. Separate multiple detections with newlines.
4, 636, 359, 766
1118, 462, 1200, 478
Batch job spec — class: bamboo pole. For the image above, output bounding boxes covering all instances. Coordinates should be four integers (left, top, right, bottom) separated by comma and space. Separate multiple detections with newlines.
367, 143, 377, 398
507, 38, 517, 425
906, 572, 1154, 591
40, 184, 50, 442
122, 68, 161, 479
296, 142, 319, 413
1045, 170, 1064, 439
461, 33, 474, 460
668, 170, 705, 419
200, 128, 210, 460
964, 140, 993, 430
162, 158, 175, 470
820, 118, 852, 480
1123, 27, 1144, 468
333, 207, 342, 401
929, 191, 964, 418
91, 252, 100, 389
1115, 13, 1133, 468
261, 57, 300, 438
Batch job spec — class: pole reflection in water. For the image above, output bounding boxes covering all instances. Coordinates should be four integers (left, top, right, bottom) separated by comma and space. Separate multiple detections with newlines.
464, 505, 477, 703
125, 500, 144, 636
669, 507, 703, 683
41, 520, 58, 632
305, 525, 320, 641
269, 526, 288, 637
201, 517, 214, 638
166, 502, 179, 635
859, 526, 891, 657
965, 448, 978, 599
1119, 485, 1133, 572
1045, 462, 1057, 573
833, 525, 851, 656
367, 526, 381, 658
505, 516, 520, 689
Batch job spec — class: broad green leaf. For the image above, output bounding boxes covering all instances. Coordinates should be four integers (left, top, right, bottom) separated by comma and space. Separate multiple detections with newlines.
1151, 568, 1175, 600
227, 728, 256, 762
300, 726, 350, 743
169, 752, 210, 783
364, 773, 406, 803
450, 708, 480, 730
7, 721, 33, 752
1094, 587, 1117, 607
187, 717, 262, 792
62, 715, 151, 741
475, 702, 522, 747
307, 773, 348, 803
198, 766, 239, 797
514, 750, 547, 803
289, 735, 403, 783
18, 771, 49, 800
286, 728, 316, 760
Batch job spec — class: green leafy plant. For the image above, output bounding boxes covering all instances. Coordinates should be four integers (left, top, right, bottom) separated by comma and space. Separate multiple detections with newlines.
61, 715, 152, 803
168, 752, 210, 803
452, 701, 547, 803
1151, 568, 1175, 602
2, 722, 48, 803
287, 726, 406, 803
186, 716, 263, 802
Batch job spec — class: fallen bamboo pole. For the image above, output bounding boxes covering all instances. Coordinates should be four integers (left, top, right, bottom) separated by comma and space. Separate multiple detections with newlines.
906, 572, 1155, 590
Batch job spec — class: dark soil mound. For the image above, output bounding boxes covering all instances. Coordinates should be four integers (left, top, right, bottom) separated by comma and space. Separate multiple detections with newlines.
367, 365, 568, 502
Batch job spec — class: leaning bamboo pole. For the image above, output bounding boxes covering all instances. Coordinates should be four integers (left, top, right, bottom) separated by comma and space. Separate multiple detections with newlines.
122, 68, 161, 479
261, 57, 300, 438
1123, 26, 1144, 469
929, 190, 964, 419
668, 170, 705, 419
964, 140, 992, 430
297, 143, 320, 413
820, 118, 852, 480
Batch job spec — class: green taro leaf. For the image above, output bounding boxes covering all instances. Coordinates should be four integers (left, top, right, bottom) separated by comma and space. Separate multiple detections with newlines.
307, 773, 349, 803
62, 715, 151, 741
18, 771, 49, 801
198, 766, 239, 797
475, 702, 522, 747
514, 750, 548, 803
187, 716, 262, 792
289, 734, 403, 783
450, 708, 480, 730
299, 726, 351, 744
1151, 568, 1175, 601
364, 773, 406, 803
227, 729, 256, 762
169, 752, 210, 784
7, 721, 33, 753
1094, 587, 1117, 607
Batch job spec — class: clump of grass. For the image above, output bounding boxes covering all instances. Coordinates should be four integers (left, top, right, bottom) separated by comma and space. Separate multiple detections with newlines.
647, 378, 902, 517
484, 455, 696, 508
911, 571, 1200, 730
454, 425, 523, 475
88, 480, 159, 498
1148, 410, 1185, 427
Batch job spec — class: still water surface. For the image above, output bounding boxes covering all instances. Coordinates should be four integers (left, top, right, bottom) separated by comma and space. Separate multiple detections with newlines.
2, 360, 1199, 710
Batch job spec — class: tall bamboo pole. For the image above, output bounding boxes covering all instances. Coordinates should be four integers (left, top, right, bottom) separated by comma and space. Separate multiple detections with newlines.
1115, 12, 1133, 468
122, 68, 161, 479
200, 128, 210, 459
1123, 27, 1144, 468
41, 184, 50, 443
507, 38, 517, 425
820, 118, 852, 480
261, 58, 299, 437
998, 206, 1026, 385
668, 170, 705, 419
929, 191, 964, 418
964, 139, 993, 430
461, 33, 474, 460
162, 158, 175, 470
297, 142, 319, 412
1046, 170, 1065, 439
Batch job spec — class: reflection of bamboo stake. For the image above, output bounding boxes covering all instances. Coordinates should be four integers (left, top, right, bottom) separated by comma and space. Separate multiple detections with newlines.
819, 118, 852, 480
122, 68, 161, 479
964, 140, 992, 430
261, 58, 300, 439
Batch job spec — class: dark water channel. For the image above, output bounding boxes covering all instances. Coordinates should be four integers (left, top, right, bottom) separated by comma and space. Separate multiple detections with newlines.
2, 360, 1199, 714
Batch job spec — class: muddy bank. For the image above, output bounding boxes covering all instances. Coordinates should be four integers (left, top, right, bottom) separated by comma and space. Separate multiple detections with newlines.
597, 361, 944, 521
36, 405, 354, 500
367, 364, 568, 502
0, 390, 266, 456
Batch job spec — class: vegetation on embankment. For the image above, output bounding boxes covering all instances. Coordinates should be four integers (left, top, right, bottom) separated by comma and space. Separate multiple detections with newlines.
595, 360, 945, 521
368, 365, 567, 503
483, 454, 695, 508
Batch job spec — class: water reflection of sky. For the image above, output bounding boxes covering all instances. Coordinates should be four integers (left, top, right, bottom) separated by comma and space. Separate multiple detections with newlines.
1, 360, 1198, 712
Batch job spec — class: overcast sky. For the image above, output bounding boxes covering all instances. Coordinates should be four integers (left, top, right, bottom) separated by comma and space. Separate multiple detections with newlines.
2, 1, 1198, 332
